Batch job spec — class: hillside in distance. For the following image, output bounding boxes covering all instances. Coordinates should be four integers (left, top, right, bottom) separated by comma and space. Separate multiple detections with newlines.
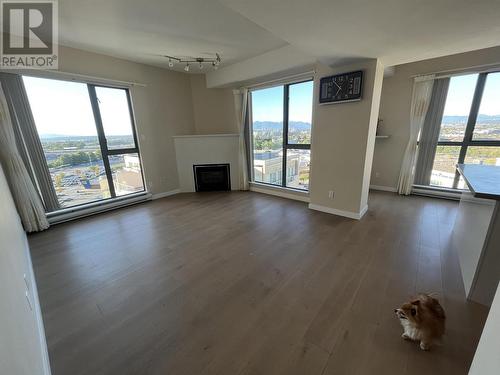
39, 134, 99, 141
253, 121, 311, 131
442, 114, 500, 125
254, 115, 500, 129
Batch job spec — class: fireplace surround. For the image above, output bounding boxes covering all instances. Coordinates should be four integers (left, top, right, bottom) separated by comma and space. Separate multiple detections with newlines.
193, 164, 231, 192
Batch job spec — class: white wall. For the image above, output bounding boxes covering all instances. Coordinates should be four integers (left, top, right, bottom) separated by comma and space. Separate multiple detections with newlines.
0, 164, 51, 375
471, 200, 500, 306
309, 59, 384, 218
452, 193, 497, 302
189, 74, 238, 134
469, 282, 500, 375
372, 45, 500, 190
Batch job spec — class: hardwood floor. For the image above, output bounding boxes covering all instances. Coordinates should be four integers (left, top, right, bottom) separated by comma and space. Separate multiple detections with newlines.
28, 191, 488, 375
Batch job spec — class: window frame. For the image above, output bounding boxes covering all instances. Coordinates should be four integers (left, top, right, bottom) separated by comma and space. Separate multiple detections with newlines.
249, 79, 313, 191
22, 74, 146, 211
87, 84, 146, 198
430, 71, 500, 189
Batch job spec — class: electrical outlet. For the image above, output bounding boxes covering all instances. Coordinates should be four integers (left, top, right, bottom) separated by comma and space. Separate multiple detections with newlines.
375, 172, 381, 178
328, 190, 334, 199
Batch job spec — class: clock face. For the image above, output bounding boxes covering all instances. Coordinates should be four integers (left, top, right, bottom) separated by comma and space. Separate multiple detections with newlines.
319, 71, 363, 104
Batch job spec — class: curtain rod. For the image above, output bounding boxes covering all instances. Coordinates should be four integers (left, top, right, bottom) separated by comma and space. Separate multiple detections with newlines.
411, 61, 500, 80
246, 70, 316, 90
0, 68, 147, 87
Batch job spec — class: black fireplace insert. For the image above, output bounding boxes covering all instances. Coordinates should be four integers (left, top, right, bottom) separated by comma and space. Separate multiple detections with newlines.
193, 164, 231, 192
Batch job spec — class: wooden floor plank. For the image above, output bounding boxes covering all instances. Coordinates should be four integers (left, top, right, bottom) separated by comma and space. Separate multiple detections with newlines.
27, 191, 489, 375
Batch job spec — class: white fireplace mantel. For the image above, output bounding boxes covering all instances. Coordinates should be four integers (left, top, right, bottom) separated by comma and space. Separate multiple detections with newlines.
173, 134, 240, 192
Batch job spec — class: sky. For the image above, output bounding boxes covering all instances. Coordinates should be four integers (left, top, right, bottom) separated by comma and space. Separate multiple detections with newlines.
443, 72, 500, 116
23, 76, 133, 136
251, 80, 313, 123
478, 72, 500, 116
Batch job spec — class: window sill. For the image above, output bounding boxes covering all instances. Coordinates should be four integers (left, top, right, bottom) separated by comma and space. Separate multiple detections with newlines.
46, 191, 151, 225
249, 182, 309, 203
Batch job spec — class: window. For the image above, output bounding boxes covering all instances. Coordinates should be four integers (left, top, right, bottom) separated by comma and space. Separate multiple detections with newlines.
23, 76, 145, 210
473, 73, 500, 141
250, 80, 313, 191
420, 72, 500, 190
430, 146, 462, 188
437, 74, 477, 142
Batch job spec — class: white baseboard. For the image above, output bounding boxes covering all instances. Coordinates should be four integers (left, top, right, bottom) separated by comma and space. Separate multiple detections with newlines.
359, 204, 368, 219
25, 244, 52, 375
370, 184, 397, 193
152, 189, 180, 200
308, 203, 368, 220
249, 183, 310, 203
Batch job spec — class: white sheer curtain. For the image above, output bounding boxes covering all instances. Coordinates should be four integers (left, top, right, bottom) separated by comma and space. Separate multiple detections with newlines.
0, 73, 60, 212
0, 83, 49, 232
414, 78, 450, 185
397, 75, 435, 195
234, 88, 249, 191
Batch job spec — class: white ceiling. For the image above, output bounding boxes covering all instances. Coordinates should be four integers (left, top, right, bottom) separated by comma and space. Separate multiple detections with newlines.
58, 0, 287, 72
220, 0, 500, 66
58, 0, 500, 73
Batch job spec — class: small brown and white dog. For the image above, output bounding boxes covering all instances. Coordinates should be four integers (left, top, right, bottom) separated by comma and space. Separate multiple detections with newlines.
394, 294, 446, 351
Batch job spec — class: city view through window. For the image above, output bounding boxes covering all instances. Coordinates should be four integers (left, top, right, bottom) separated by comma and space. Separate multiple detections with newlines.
23, 76, 145, 210
251, 80, 313, 190
428, 72, 500, 189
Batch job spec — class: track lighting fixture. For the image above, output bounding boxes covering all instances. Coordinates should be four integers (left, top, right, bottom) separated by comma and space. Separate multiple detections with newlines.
163, 53, 221, 71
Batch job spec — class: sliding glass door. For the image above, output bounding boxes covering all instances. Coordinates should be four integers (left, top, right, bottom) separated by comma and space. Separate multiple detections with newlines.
286, 81, 312, 189
23, 76, 145, 210
89, 85, 144, 197
251, 85, 284, 185
250, 80, 313, 191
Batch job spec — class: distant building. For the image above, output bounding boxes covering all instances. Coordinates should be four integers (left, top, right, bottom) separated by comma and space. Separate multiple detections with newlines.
113, 155, 144, 195
123, 154, 142, 170
253, 150, 303, 186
